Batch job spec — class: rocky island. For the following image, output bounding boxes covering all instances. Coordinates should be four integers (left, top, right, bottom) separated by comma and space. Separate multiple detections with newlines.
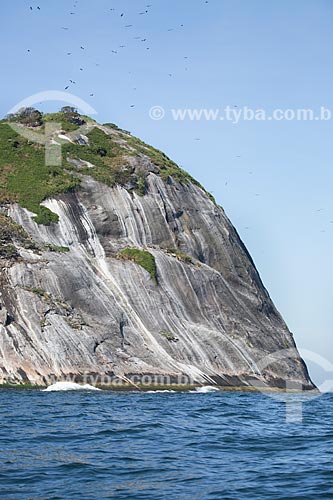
0, 108, 314, 390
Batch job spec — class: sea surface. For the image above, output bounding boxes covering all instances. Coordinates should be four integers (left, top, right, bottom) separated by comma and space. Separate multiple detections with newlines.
0, 388, 332, 500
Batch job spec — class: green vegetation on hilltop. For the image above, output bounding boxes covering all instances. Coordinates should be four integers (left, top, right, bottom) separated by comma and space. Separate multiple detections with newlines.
0, 123, 79, 224
62, 127, 133, 187
0, 108, 216, 226
6, 107, 43, 128
118, 248, 157, 284
7, 106, 95, 133
42, 112, 79, 132
119, 132, 197, 183
115, 130, 216, 202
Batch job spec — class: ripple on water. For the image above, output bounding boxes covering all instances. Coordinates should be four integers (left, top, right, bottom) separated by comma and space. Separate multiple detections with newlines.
0, 391, 332, 499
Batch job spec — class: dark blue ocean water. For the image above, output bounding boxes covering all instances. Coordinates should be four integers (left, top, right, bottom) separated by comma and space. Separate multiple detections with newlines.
0, 389, 332, 500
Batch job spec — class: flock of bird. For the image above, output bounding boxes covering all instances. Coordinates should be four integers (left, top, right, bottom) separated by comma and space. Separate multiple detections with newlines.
26, 3, 332, 233
27, 1, 211, 100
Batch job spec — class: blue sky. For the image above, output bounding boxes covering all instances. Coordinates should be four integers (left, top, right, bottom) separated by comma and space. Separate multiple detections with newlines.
1, 0, 332, 386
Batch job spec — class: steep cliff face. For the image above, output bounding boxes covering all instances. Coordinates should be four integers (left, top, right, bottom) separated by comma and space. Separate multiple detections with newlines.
0, 115, 314, 389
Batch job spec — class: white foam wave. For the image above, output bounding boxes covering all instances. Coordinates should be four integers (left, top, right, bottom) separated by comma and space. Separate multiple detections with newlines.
43, 382, 101, 392
192, 386, 220, 393
145, 390, 177, 393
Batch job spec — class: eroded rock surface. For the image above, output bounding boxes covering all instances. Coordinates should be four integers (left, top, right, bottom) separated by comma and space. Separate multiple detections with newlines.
0, 173, 314, 389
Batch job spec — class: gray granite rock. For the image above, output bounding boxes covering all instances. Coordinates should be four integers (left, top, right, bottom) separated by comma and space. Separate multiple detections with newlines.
0, 174, 314, 389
